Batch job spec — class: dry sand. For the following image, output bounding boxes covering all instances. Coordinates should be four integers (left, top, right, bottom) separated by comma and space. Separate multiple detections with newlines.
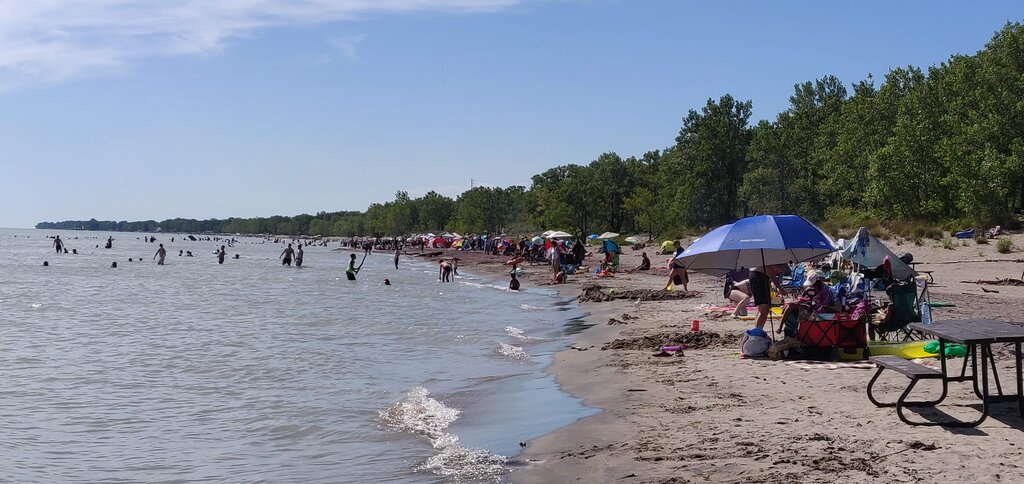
442, 233, 1024, 483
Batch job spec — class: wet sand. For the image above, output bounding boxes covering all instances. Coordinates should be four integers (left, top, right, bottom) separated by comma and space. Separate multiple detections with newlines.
444, 236, 1024, 483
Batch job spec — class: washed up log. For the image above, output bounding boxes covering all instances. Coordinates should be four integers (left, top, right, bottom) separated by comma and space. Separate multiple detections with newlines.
958, 278, 1024, 286
578, 284, 698, 303
928, 258, 1024, 265
414, 251, 444, 257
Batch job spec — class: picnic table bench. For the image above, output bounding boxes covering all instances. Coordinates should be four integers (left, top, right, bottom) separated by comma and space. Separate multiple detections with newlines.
867, 319, 1024, 427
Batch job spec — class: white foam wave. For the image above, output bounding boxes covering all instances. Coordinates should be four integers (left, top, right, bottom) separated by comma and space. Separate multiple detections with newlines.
495, 343, 528, 360
503, 326, 545, 343
459, 281, 508, 291
518, 304, 546, 311
378, 387, 508, 482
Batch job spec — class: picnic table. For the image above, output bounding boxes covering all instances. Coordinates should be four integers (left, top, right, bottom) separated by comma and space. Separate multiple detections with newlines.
894, 319, 1024, 426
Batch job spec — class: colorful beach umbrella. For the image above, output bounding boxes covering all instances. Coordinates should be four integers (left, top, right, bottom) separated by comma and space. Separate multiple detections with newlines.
676, 215, 836, 276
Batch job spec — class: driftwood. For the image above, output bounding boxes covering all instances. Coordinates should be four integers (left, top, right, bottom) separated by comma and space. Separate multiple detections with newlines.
413, 251, 444, 257
958, 278, 1024, 287
928, 258, 1024, 265
578, 284, 698, 303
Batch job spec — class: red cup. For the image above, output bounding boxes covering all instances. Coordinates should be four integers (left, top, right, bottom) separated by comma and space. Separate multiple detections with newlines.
690, 319, 700, 332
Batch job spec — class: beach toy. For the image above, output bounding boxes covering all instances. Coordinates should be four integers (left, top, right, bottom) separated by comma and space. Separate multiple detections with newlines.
690, 319, 700, 332
868, 340, 936, 359
923, 341, 968, 357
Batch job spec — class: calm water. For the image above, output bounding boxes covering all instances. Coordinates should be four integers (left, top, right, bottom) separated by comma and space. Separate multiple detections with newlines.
0, 229, 594, 483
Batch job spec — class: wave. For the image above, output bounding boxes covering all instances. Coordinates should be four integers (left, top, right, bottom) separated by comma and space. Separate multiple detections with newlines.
518, 304, 546, 311
378, 387, 508, 482
495, 343, 528, 360
458, 281, 509, 291
504, 326, 545, 343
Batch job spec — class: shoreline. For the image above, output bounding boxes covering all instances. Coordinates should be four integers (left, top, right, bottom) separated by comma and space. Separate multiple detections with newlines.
443, 240, 1024, 483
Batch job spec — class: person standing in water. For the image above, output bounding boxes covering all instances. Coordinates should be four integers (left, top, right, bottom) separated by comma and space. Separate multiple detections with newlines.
154, 244, 166, 265
280, 243, 294, 266
393, 248, 400, 270
217, 245, 226, 264
53, 235, 64, 254
295, 244, 304, 267
346, 253, 359, 280
439, 260, 453, 282
105, 236, 113, 249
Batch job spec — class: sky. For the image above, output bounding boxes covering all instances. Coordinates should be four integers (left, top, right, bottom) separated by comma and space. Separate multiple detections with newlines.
0, 0, 1021, 228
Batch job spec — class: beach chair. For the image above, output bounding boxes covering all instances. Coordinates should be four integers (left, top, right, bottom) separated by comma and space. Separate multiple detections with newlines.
870, 278, 929, 342
780, 264, 806, 296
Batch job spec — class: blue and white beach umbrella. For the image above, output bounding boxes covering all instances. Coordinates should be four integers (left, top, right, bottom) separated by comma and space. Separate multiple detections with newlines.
675, 215, 837, 276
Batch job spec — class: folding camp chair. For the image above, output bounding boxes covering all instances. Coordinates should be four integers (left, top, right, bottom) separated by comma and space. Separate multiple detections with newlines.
870, 277, 930, 342
781, 264, 806, 296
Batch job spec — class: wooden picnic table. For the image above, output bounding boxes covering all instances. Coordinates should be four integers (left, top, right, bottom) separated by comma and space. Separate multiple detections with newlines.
903, 319, 1024, 426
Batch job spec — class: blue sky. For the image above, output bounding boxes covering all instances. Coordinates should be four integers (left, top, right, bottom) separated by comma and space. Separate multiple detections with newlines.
0, 0, 1020, 228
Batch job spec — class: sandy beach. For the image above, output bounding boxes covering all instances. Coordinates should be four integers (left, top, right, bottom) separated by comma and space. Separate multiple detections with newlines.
439, 234, 1024, 483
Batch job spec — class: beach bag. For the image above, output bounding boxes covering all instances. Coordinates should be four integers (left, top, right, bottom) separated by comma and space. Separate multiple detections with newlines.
740, 328, 772, 357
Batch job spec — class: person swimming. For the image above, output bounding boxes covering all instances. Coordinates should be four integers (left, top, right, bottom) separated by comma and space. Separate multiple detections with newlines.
509, 272, 520, 291
384, 278, 391, 286
346, 253, 359, 280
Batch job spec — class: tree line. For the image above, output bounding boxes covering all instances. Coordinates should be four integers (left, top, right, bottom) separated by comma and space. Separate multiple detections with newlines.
38, 23, 1024, 239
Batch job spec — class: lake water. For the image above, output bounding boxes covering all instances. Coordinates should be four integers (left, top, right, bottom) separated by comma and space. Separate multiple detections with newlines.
0, 228, 595, 483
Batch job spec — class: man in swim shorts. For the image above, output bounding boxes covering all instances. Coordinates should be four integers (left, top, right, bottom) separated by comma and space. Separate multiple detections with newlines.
439, 260, 453, 282
280, 243, 294, 266
53, 235, 64, 254
749, 264, 785, 329
217, 245, 226, 264
154, 244, 166, 265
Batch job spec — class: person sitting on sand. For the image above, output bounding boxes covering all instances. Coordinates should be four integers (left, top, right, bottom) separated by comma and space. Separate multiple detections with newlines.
637, 252, 650, 271
509, 272, 520, 291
